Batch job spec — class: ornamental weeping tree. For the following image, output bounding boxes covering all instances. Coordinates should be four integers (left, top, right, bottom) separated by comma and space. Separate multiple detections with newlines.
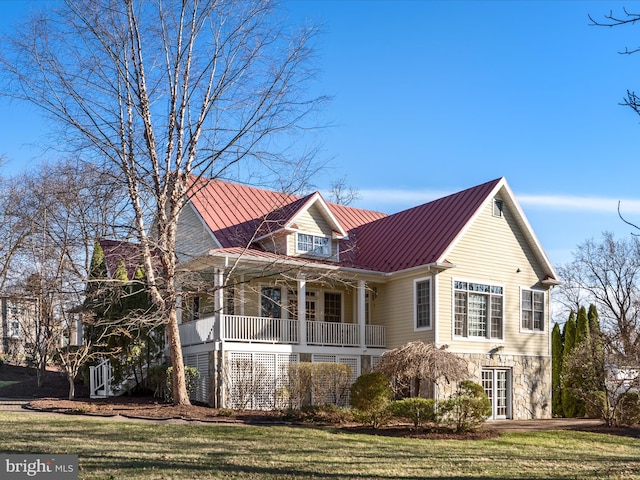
1, 0, 325, 404
374, 341, 468, 398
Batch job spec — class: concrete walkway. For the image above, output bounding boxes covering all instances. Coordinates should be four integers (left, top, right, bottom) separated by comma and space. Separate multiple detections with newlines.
487, 418, 604, 432
0, 398, 33, 412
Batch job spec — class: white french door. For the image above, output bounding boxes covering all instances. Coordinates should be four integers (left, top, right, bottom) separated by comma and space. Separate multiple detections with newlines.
481, 368, 511, 419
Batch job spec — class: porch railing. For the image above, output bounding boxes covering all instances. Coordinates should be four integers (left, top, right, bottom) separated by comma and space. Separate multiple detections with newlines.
224, 315, 298, 344
89, 357, 113, 399
178, 315, 216, 346
365, 324, 386, 348
307, 321, 359, 346
179, 314, 385, 348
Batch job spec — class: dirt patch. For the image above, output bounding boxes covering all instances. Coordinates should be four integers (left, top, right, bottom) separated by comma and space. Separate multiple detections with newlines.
0, 363, 87, 399
27, 396, 255, 423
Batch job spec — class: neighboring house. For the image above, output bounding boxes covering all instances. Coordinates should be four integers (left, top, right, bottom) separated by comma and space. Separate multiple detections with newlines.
171, 176, 560, 419
0, 295, 38, 360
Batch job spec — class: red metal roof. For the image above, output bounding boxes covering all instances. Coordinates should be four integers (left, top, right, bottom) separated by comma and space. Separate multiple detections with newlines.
187, 177, 386, 248
341, 178, 503, 272
187, 177, 505, 274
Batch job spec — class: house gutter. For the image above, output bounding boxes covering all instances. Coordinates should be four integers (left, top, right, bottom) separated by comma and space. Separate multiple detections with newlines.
181, 249, 455, 280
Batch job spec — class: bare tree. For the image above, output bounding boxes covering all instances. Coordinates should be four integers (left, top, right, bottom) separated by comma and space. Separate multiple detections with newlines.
589, 9, 640, 116
0, 177, 33, 292
55, 312, 128, 400
557, 233, 640, 365
327, 176, 360, 206
1, 0, 325, 405
1, 160, 130, 385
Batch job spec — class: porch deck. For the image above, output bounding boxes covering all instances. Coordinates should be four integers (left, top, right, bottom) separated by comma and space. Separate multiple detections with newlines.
179, 314, 386, 348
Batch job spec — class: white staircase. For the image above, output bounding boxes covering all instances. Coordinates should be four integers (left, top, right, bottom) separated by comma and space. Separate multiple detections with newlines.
89, 357, 114, 398
89, 357, 158, 399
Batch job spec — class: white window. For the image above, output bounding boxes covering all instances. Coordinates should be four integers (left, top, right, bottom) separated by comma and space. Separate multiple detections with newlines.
287, 290, 316, 321
261, 287, 282, 318
521, 289, 545, 332
493, 198, 504, 217
324, 292, 342, 323
414, 278, 432, 329
297, 233, 330, 255
454, 281, 503, 339
9, 320, 19, 338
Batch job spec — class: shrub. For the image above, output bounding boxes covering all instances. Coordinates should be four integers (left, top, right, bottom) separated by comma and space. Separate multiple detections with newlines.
147, 365, 169, 399
615, 391, 640, 426
284, 362, 353, 409
584, 390, 608, 420
149, 365, 201, 403
350, 372, 393, 428
390, 397, 437, 430
439, 380, 491, 432
284, 404, 354, 424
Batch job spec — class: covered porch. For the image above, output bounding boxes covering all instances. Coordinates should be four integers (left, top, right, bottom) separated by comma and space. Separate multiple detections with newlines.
177, 262, 386, 349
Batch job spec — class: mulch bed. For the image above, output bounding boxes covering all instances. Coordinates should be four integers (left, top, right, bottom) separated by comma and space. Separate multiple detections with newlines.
3, 363, 639, 439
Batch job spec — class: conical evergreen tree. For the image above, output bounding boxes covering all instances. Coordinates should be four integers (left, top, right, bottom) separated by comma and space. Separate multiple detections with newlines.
551, 322, 564, 417
575, 306, 590, 346
561, 311, 578, 417
84, 241, 108, 317
588, 304, 606, 392
574, 306, 592, 416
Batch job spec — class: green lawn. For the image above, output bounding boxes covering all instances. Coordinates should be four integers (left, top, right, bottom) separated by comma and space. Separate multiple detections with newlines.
0, 411, 639, 479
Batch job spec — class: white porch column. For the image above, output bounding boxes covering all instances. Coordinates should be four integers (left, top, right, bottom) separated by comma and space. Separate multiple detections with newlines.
358, 280, 366, 349
239, 274, 245, 316
298, 275, 307, 346
215, 268, 225, 341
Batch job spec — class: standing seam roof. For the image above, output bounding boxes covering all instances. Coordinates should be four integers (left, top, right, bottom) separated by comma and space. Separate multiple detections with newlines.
187, 177, 506, 274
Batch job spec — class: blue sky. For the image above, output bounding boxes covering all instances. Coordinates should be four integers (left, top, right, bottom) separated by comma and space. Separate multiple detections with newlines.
2, 1, 640, 267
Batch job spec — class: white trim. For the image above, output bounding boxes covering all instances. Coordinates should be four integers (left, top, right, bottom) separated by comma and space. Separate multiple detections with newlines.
437, 178, 559, 282
295, 232, 331, 257
186, 200, 223, 249
519, 287, 547, 334
451, 277, 505, 342
413, 276, 433, 331
481, 367, 512, 420
288, 193, 348, 239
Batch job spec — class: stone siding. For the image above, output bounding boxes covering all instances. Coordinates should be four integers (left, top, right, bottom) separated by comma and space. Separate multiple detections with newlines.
438, 353, 552, 420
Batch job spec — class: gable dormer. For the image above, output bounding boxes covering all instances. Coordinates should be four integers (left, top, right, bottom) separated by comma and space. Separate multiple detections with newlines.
253, 192, 347, 261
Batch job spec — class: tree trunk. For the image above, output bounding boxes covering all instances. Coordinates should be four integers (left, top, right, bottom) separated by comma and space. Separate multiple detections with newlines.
67, 376, 75, 400
166, 306, 189, 405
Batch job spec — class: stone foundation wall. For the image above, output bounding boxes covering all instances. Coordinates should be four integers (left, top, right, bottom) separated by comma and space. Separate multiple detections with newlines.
438, 353, 552, 420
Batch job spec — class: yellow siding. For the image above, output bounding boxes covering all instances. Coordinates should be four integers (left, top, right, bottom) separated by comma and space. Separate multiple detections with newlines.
175, 203, 218, 261
436, 197, 550, 356
296, 204, 331, 235
284, 203, 340, 260
260, 232, 288, 255
369, 196, 551, 356
373, 275, 436, 348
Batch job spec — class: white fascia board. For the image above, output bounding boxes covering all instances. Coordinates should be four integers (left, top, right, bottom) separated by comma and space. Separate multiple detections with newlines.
288, 193, 348, 238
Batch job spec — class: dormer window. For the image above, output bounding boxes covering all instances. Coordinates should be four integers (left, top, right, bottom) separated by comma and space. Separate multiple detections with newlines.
297, 233, 330, 255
